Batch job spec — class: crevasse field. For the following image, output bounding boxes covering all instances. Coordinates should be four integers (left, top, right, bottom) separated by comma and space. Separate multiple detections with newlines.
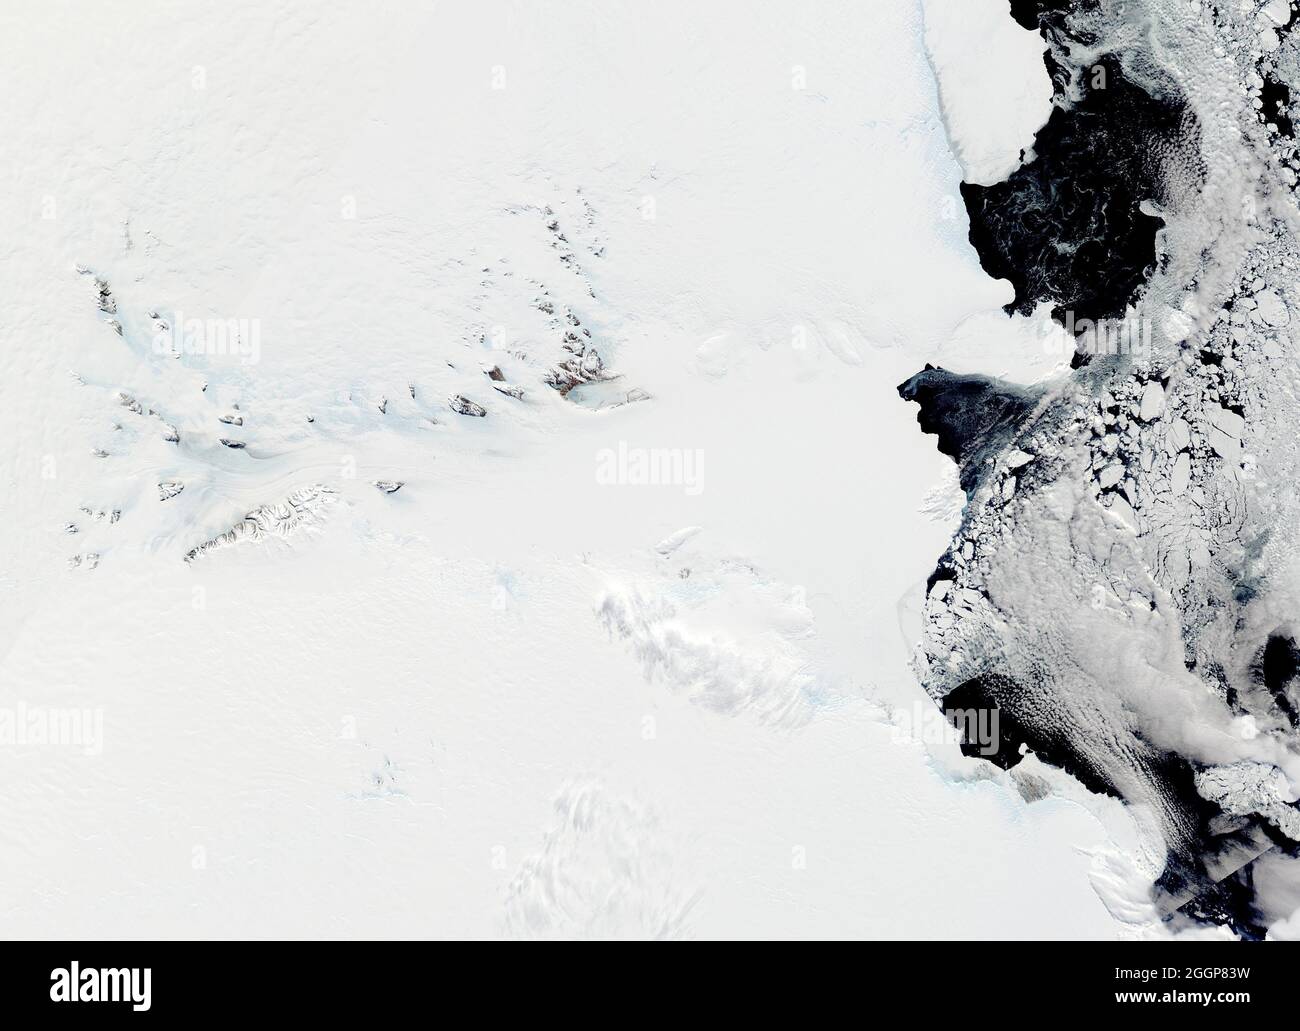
0, 0, 1173, 939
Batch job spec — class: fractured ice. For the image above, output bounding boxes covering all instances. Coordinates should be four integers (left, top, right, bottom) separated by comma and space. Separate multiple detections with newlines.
904, 0, 1300, 937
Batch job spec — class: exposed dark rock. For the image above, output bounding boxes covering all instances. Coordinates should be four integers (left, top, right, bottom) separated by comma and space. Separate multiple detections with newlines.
449, 394, 487, 417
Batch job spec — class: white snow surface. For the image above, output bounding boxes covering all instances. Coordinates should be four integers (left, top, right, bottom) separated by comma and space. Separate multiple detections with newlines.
920, 0, 1054, 186
0, 0, 1151, 938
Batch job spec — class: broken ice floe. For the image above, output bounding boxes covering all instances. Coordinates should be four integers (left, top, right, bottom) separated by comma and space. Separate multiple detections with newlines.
901, 0, 1300, 938
1196, 762, 1300, 841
